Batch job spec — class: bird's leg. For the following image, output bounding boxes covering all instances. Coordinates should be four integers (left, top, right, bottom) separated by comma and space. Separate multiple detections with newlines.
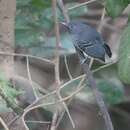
89, 58, 94, 68
81, 51, 92, 65
74, 46, 86, 65
74, 46, 91, 65
80, 56, 88, 65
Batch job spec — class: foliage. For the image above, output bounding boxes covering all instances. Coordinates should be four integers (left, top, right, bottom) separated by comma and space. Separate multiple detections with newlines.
128, 13, 130, 22
15, 0, 87, 58
14, 0, 128, 111
60, 64, 124, 105
28, 33, 75, 57
118, 24, 130, 84
105, 0, 130, 18
0, 74, 22, 113
97, 79, 124, 104
7, 0, 130, 128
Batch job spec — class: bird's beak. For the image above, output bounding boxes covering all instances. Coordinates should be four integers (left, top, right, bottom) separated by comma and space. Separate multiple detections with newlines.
60, 22, 69, 28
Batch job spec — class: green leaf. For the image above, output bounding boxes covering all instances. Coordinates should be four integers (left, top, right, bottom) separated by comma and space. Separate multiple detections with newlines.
0, 75, 20, 100
31, 0, 51, 8
0, 99, 12, 113
17, 0, 31, 7
15, 14, 33, 30
60, 74, 124, 105
37, 16, 53, 30
39, 2, 87, 23
60, 75, 86, 97
105, 0, 130, 18
0, 74, 22, 113
118, 24, 130, 84
59, 75, 96, 104
29, 33, 75, 58
61, 33, 75, 53
97, 80, 124, 104
15, 1, 88, 49
15, 29, 45, 47
128, 13, 130, 23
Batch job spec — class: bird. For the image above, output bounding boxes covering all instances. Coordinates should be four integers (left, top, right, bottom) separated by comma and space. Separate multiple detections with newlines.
61, 21, 112, 64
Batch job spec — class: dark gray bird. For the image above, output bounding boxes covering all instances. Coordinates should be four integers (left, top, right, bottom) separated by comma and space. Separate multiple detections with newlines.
62, 21, 112, 64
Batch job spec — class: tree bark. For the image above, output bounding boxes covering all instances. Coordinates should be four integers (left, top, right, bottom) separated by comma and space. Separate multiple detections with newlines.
0, 0, 16, 78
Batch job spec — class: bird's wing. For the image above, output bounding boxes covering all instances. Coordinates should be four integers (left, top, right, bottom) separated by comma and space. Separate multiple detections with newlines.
74, 44, 91, 64
76, 39, 105, 62
74, 44, 85, 60
84, 43, 105, 61
77, 40, 94, 50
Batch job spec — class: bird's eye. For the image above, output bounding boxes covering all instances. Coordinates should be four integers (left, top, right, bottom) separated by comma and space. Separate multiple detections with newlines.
68, 23, 77, 32
70, 24, 76, 31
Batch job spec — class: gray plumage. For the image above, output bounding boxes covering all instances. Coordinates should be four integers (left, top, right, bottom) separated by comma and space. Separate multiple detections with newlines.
63, 21, 112, 63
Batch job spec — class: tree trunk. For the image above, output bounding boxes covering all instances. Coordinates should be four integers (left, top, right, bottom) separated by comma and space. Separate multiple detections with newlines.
0, 0, 16, 78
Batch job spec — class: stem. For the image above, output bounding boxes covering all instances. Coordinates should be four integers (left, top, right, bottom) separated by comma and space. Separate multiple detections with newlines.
51, 0, 61, 129
68, 0, 97, 10
0, 117, 10, 130
57, 0, 70, 23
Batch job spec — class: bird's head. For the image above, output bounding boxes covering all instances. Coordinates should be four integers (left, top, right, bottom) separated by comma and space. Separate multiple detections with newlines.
61, 21, 86, 33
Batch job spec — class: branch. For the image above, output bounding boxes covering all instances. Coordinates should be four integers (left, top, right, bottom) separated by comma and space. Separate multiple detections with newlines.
0, 51, 54, 65
50, 110, 59, 130
26, 56, 38, 99
52, 0, 75, 129
51, 0, 61, 129
68, 0, 97, 10
22, 83, 84, 130
22, 84, 84, 119
98, 8, 106, 32
0, 117, 10, 130
64, 55, 73, 80
57, 0, 70, 23
0, 87, 23, 115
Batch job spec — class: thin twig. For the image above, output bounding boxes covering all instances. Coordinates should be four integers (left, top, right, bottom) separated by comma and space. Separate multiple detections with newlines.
53, 0, 75, 128
98, 8, 106, 32
57, 0, 70, 23
22, 84, 84, 118
56, 76, 86, 128
0, 51, 54, 64
26, 56, 38, 99
89, 58, 94, 68
21, 73, 86, 130
22, 84, 84, 130
0, 117, 10, 130
0, 85, 23, 115
92, 59, 118, 73
24, 57, 116, 114
24, 74, 86, 111
7, 115, 20, 127
25, 120, 51, 124
22, 55, 115, 130
64, 55, 73, 80
24, 80, 77, 112
51, 0, 61, 129
50, 110, 59, 130
57, 90, 75, 128
68, 0, 97, 10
